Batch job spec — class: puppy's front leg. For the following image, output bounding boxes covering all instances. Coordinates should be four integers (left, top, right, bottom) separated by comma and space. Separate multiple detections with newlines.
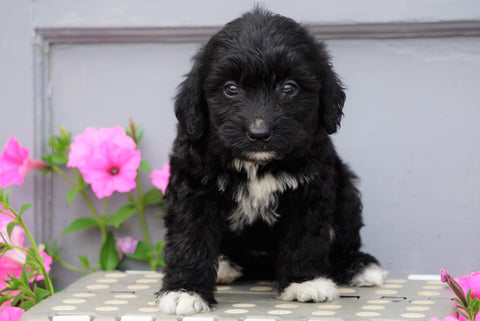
276, 216, 338, 303
156, 196, 220, 314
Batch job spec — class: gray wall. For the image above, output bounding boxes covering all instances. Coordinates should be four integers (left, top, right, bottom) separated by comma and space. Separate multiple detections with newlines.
1, 0, 479, 287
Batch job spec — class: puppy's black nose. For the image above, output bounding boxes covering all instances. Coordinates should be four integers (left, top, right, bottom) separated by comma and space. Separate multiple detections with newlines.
248, 119, 271, 141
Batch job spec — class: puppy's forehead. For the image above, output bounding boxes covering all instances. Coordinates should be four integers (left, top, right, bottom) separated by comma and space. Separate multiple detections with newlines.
207, 12, 318, 84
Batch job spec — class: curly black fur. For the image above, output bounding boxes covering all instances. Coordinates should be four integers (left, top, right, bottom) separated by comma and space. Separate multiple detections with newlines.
157, 8, 381, 307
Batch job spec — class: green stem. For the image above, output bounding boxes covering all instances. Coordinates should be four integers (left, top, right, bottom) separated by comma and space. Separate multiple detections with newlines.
52, 166, 107, 242
14, 213, 54, 295
103, 197, 109, 219
133, 172, 155, 270
55, 258, 92, 274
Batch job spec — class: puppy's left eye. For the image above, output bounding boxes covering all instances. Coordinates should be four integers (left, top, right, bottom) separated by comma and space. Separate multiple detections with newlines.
281, 82, 298, 96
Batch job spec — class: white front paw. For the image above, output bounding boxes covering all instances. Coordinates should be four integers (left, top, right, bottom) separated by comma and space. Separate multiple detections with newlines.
279, 277, 338, 302
350, 263, 389, 287
157, 291, 209, 315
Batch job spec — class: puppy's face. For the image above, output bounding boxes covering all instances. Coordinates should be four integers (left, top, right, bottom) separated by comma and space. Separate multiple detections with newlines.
175, 10, 345, 164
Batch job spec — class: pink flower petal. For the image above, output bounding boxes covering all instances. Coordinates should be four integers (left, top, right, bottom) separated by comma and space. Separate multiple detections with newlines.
78, 140, 140, 199
151, 163, 170, 194
0, 306, 25, 321
0, 136, 30, 187
117, 236, 139, 254
456, 271, 480, 300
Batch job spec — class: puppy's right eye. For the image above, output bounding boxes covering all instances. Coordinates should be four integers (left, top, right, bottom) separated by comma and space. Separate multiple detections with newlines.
224, 82, 239, 97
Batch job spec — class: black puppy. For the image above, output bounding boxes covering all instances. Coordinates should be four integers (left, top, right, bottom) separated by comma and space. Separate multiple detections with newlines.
156, 8, 387, 315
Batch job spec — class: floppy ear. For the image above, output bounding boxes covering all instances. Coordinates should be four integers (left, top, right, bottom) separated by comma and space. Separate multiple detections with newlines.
316, 43, 346, 135
174, 49, 208, 141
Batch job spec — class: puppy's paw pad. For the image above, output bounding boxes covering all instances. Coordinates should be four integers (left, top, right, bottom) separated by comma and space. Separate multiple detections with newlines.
279, 277, 338, 303
350, 264, 389, 287
157, 291, 209, 315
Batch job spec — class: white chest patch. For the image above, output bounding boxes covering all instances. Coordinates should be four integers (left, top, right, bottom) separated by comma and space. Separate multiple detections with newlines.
229, 160, 305, 232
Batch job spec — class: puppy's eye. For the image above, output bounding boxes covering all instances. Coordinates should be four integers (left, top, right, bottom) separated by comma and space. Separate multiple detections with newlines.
281, 82, 298, 96
224, 82, 239, 97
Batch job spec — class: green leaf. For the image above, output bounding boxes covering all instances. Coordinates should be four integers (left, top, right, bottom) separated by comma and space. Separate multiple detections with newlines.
125, 240, 151, 261
78, 255, 94, 271
66, 189, 79, 206
454, 298, 466, 308
19, 300, 35, 311
62, 217, 99, 234
143, 188, 164, 206
99, 232, 119, 270
453, 308, 469, 320
51, 153, 68, 165
6, 221, 17, 239
34, 287, 51, 302
139, 160, 152, 174
19, 203, 33, 216
106, 205, 137, 228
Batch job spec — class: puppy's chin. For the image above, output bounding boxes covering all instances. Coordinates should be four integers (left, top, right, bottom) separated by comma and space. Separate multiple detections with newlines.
241, 151, 277, 164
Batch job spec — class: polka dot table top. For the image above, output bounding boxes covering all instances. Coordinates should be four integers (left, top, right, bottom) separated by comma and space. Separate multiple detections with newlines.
22, 271, 453, 321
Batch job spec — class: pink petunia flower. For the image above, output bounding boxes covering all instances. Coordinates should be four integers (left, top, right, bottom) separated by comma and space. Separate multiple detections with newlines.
0, 208, 52, 289
151, 163, 170, 194
117, 236, 139, 255
0, 305, 24, 321
67, 126, 136, 170
0, 136, 48, 187
79, 141, 141, 199
68, 127, 141, 199
456, 272, 480, 301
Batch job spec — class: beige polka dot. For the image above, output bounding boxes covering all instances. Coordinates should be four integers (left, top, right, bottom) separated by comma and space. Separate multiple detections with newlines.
233, 303, 256, 308
422, 285, 444, 290
127, 284, 150, 290
136, 278, 159, 284
386, 279, 408, 283
225, 309, 249, 314
62, 298, 86, 304
114, 294, 138, 299
73, 292, 96, 298
317, 304, 342, 309
104, 272, 126, 278
95, 306, 120, 312
96, 278, 118, 283
401, 313, 426, 318
147, 301, 156, 306
86, 284, 110, 290
104, 300, 128, 305
382, 283, 403, 288
250, 286, 273, 291
268, 310, 292, 315
216, 285, 232, 291
375, 289, 398, 295
356, 311, 381, 317
312, 311, 336, 316
407, 306, 430, 311
418, 291, 441, 296
52, 305, 77, 311
275, 304, 298, 308
361, 305, 386, 310
138, 307, 161, 312
367, 299, 391, 304
411, 300, 435, 305
338, 288, 356, 294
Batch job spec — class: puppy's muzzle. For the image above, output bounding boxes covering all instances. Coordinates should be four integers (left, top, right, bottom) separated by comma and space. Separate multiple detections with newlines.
247, 118, 271, 142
